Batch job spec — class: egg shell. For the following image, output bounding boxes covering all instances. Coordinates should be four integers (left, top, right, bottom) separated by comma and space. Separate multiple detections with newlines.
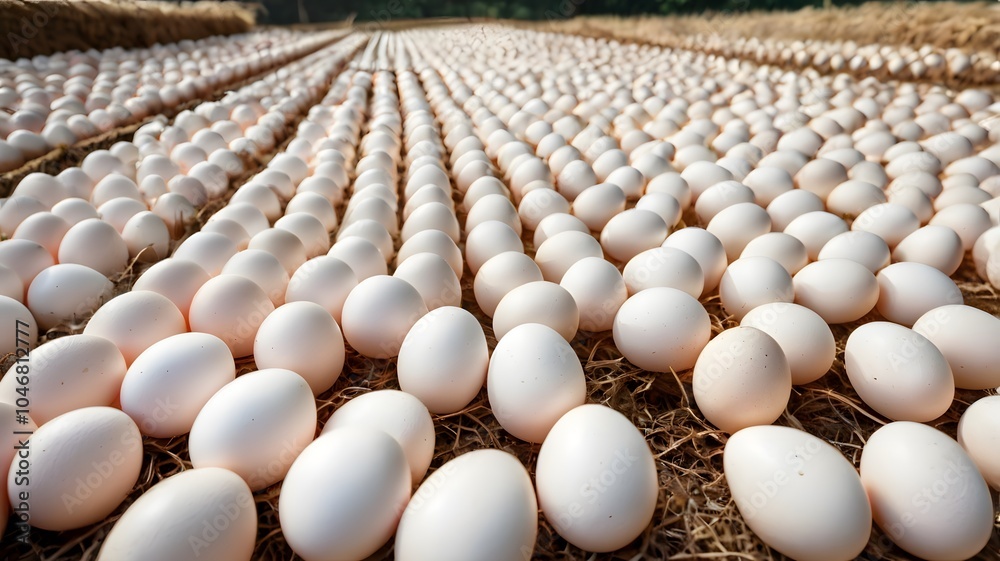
793, 259, 879, 324
464, 221, 523, 276
875, 262, 963, 327
222, 249, 289, 307
121, 332, 235, 438
533, 213, 589, 248
121, 211, 169, 262
402, 202, 460, 244
395, 449, 537, 561
720, 256, 794, 322
284, 256, 358, 325
275, 213, 332, 258
860, 422, 993, 561
253, 301, 345, 396
852, 203, 919, 249
12, 211, 71, 260
173, 231, 239, 277
927, 203, 992, 251
8, 407, 141, 530
280, 428, 411, 561
661, 227, 728, 293
249, 228, 309, 276
694, 180, 755, 224
97, 467, 256, 561
845, 322, 954, 421
740, 302, 835, 385
600, 208, 669, 263
723, 425, 872, 561
559, 257, 628, 333
571, 183, 626, 231
693, 326, 791, 433
188, 274, 275, 358
707, 202, 772, 261
84, 290, 187, 365
535, 404, 657, 552
783, 211, 849, 260
488, 323, 586, 443
957, 396, 1000, 490
395, 229, 464, 279
613, 287, 710, 372
398, 306, 488, 414
27, 263, 113, 330
891, 225, 963, 275
341, 275, 427, 359
328, 237, 389, 280
322, 390, 434, 484
58, 218, 129, 277
739, 232, 809, 276
534, 230, 604, 283
817, 230, 890, 273
0, 334, 125, 425
766, 189, 825, 232
492, 281, 579, 342
622, 246, 704, 298
518, 187, 571, 231
473, 251, 545, 318
912, 305, 1000, 390
189, 368, 316, 491
132, 259, 210, 323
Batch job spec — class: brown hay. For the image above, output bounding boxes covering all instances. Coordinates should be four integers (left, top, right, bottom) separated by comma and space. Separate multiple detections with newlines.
0, 0, 256, 60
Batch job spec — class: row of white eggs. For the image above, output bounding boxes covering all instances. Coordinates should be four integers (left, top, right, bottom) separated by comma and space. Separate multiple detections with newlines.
0, 29, 350, 172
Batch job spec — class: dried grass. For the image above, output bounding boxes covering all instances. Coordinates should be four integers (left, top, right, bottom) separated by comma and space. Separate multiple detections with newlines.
0, 0, 256, 60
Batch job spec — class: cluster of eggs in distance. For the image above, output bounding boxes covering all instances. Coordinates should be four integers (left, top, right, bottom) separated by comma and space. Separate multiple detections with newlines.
0, 22, 999, 561
0, 28, 350, 173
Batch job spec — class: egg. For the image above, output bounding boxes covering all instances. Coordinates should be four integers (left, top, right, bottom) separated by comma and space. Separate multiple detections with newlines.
12, 211, 71, 260
58, 218, 129, 277
739, 232, 809, 275
571, 183, 626, 231
782, 211, 849, 260
97, 468, 256, 561
395, 449, 537, 561
792, 259, 879, 324
852, 203, 919, 248
492, 281, 579, 342
707, 202, 772, 261
396, 229, 464, 279
173, 231, 239, 277
280, 428, 411, 561
189, 368, 316, 490
817, 230, 891, 273
860, 422, 993, 560
845, 322, 954, 421
517, 187, 571, 231
613, 287, 710, 372
535, 404, 657, 552
322, 390, 435, 483
912, 305, 1000, 390
533, 230, 604, 283
328, 237, 389, 280
558, 257, 628, 332
284, 256, 358, 325
599, 208, 670, 263
957, 396, 1000, 490
341, 275, 428, 359
8, 407, 141, 530
397, 306, 488, 414
188, 274, 275, 357
661, 227, 728, 293
875, 262, 963, 327
720, 256, 794, 321
249, 228, 309, 276
622, 246, 704, 298
252, 301, 345, 395
26, 263, 113, 330
724, 425, 872, 561
464, 221, 523, 275
120, 332, 235, 438
132, 259, 210, 323
927, 202, 992, 251
741, 301, 835, 384
222, 249, 289, 307
7, 337, 113, 430
402, 202, 460, 244
693, 326, 791, 432
487, 323, 585, 443
83, 290, 187, 365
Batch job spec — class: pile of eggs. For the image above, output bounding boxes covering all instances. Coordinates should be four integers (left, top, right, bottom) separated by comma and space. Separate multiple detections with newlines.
0, 28, 349, 173
1, 22, 1000, 561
